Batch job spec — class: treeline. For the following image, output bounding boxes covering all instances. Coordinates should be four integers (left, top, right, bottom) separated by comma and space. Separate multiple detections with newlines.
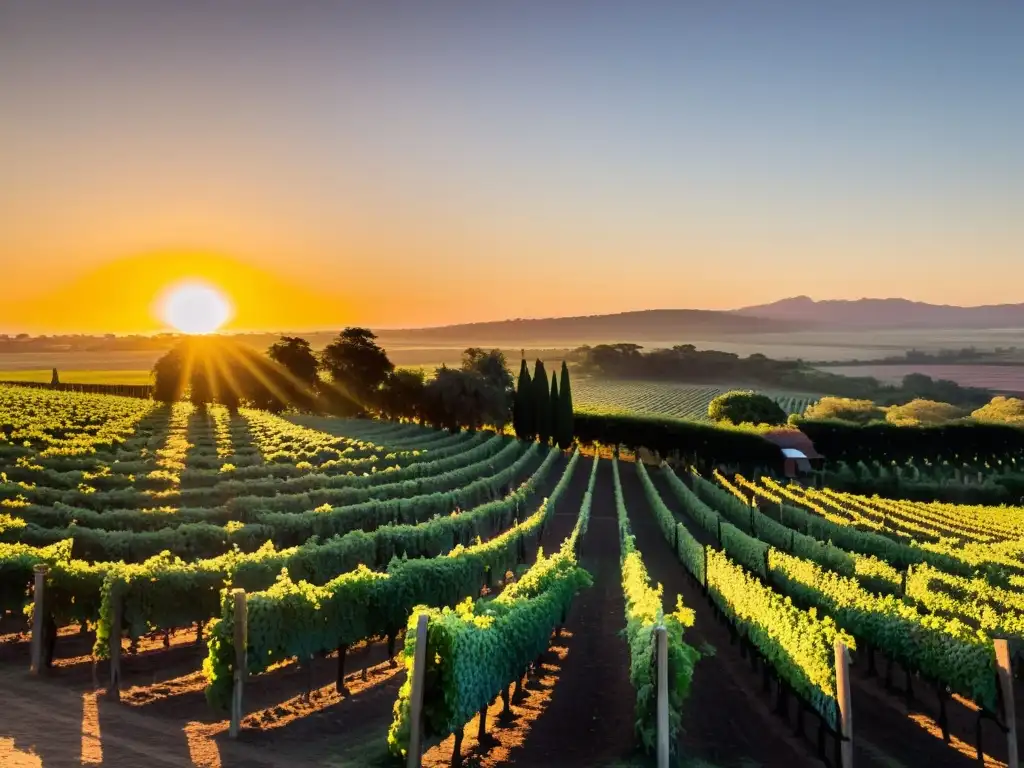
0, 332, 183, 353
812, 345, 1021, 366
149, 330, 576, 442
572, 343, 995, 407
794, 418, 1024, 464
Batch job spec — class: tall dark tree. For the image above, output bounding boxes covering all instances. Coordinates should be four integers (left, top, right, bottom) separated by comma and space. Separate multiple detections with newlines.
151, 338, 303, 412
513, 358, 534, 441
379, 369, 427, 422
189, 364, 214, 407
421, 367, 509, 432
461, 348, 514, 427
267, 336, 320, 389
549, 371, 560, 448
557, 361, 575, 449
320, 328, 394, 410
532, 360, 550, 444
153, 345, 188, 403
462, 348, 513, 390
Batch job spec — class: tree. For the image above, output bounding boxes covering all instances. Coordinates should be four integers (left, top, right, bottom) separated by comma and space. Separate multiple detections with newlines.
379, 369, 427, 422
513, 359, 534, 440
189, 364, 214, 407
153, 345, 188, 403
267, 336, 320, 389
461, 348, 513, 426
803, 397, 885, 424
549, 371, 560, 448
557, 361, 574, 449
151, 337, 306, 412
421, 367, 509, 432
320, 328, 394, 409
462, 348, 513, 390
50, 368, 60, 386
708, 390, 787, 426
532, 360, 551, 443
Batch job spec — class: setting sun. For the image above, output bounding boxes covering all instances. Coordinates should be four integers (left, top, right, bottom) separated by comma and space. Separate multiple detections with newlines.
157, 280, 233, 334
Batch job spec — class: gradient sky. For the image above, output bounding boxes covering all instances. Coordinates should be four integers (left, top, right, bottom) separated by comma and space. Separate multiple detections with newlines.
2, 1, 1022, 333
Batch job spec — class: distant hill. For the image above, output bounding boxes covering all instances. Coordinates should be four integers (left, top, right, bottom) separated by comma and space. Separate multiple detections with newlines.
733, 296, 1024, 329
373, 309, 799, 346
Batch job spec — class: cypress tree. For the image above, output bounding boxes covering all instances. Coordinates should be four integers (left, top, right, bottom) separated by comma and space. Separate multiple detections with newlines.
532, 360, 550, 444
549, 371, 560, 449
514, 359, 534, 440
557, 361, 574, 449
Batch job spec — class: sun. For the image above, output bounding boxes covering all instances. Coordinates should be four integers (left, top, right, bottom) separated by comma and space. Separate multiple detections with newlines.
157, 280, 233, 334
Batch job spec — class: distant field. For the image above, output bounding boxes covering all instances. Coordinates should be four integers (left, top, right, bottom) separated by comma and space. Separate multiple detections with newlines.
820, 364, 1024, 393
572, 378, 817, 421
0, 350, 163, 372
0, 369, 152, 385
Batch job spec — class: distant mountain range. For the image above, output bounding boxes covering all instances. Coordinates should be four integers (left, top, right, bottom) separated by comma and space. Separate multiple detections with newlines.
369, 298, 1024, 346
3, 296, 1022, 352
732, 296, 1024, 329
375, 309, 798, 346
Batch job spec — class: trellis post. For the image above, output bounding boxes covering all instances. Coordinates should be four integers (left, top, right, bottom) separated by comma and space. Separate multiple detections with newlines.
656, 624, 669, 768
406, 613, 429, 768
29, 564, 49, 674
106, 596, 124, 701
229, 589, 248, 738
834, 640, 853, 768
994, 638, 1019, 768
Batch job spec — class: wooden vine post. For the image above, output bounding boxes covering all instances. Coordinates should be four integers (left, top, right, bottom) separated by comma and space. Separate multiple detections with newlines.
656, 624, 669, 768
29, 564, 48, 675
834, 639, 853, 768
406, 613, 429, 768
106, 596, 123, 702
994, 638, 1019, 768
229, 589, 248, 739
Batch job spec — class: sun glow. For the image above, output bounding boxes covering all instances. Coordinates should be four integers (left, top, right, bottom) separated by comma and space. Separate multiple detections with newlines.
157, 281, 233, 334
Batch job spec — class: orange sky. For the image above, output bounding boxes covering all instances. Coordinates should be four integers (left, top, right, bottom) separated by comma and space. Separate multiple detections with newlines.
1, 253, 364, 334
3, 4, 1023, 334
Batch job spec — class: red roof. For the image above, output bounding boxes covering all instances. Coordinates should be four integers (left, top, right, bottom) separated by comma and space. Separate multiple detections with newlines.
763, 429, 824, 460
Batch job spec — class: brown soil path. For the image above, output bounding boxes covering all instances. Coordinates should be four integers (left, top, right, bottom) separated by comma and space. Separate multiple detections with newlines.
621, 462, 817, 768
502, 458, 639, 766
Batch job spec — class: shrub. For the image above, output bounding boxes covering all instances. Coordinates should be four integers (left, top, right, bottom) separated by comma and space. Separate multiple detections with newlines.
803, 396, 884, 424
886, 399, 965, 426
972, 396, 1024, 426
708, 390, 787, 426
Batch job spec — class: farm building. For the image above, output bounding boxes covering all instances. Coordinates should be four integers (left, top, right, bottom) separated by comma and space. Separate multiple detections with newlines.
763, 429, 824, 478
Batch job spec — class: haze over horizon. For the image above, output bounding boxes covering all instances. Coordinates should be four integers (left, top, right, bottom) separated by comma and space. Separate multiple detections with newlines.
2, 1, 1022, 334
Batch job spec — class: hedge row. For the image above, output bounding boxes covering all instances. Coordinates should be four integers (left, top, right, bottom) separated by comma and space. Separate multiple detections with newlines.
611, 458, 700, 754
387, 457, 594, 758
573, 412, 781, 468
795, 418, 1024, 464
202, 449, 583, 710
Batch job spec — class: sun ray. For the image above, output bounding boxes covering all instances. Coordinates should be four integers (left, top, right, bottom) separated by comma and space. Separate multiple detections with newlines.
221, 343, 296, 409
79, 691, 103, 764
